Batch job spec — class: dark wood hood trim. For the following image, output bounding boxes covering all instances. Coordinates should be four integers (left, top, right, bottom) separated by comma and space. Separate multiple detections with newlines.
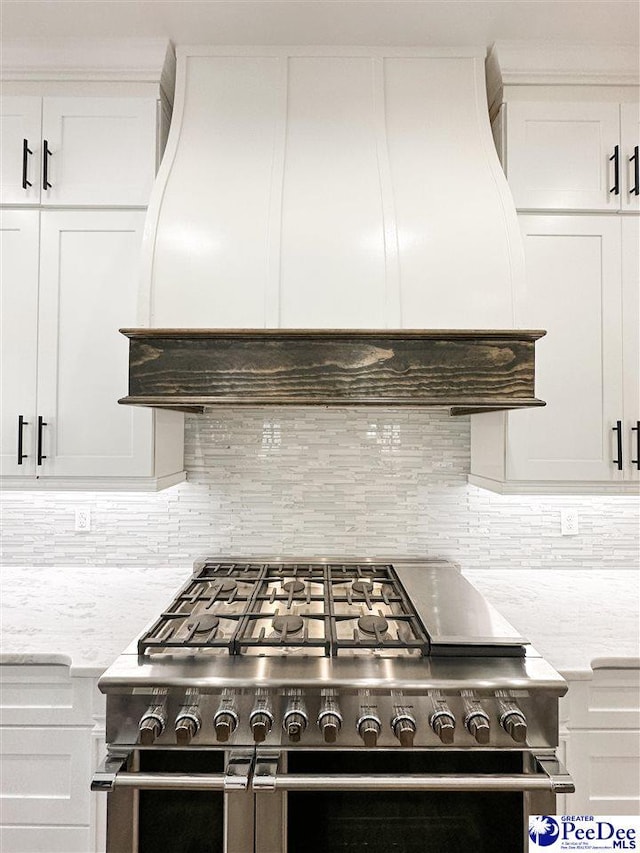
118, 328, 546, 416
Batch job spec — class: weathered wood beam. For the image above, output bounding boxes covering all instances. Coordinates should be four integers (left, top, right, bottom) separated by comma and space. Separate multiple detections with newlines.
118, 329, 546, 415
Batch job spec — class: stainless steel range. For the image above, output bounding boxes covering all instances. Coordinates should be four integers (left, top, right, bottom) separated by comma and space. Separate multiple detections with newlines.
92, 558, 574, 853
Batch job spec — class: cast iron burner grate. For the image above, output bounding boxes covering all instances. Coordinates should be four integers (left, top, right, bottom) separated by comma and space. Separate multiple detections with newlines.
137, 562, 430, 657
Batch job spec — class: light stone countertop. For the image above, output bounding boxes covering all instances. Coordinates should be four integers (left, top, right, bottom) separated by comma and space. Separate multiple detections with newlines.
0, 565, 638, 678
464, 569, 639, 679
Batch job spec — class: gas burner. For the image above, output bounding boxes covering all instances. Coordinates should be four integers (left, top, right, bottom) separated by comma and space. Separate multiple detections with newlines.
357, 615, 389, 636
187, 614, 220, 634
351, 580, 374, 596
272, 615, 304, 636
137, 561, 429, 656
211, 579, 238, 595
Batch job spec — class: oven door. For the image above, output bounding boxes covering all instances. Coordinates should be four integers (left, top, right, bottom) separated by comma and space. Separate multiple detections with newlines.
253, 749, 574, 853
92, 749, 254, 853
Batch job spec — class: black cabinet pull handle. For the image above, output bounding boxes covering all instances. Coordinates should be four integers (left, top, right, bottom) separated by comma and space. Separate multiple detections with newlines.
612, 420, 623, 470
632, 421, 640, 469
609, 145, 620, 195
17, 415, 28, 464
630, 146, 639, 196
42, 140, 52, 190
22, 139, 32, 189
37, 415, 47, 465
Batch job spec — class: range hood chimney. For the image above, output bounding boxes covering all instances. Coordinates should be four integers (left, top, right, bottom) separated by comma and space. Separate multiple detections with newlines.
123, 46, 543, 414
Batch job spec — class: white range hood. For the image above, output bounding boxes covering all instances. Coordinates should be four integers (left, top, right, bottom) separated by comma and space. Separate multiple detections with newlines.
139, 46, 524, 330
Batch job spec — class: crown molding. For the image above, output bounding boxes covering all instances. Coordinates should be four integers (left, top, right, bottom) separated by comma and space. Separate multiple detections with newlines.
1, 37, 176, 103
487, 40, 640, 109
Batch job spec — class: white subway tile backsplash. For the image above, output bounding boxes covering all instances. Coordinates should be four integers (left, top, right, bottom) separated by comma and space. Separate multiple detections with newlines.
0, 408, 638, 569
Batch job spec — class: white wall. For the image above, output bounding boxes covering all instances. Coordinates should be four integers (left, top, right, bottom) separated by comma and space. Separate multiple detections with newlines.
1, 409, 637, 569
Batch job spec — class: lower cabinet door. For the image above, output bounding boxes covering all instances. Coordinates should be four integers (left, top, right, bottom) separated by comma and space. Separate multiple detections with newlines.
0, 727, 92, 825
35, 210, 155, 479
566, 729, 640, 815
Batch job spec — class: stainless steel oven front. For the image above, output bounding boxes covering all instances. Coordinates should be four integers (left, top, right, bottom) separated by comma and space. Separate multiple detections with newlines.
94, 747, 254, 853
252, 747, 572, 853
94, 741, 573, 853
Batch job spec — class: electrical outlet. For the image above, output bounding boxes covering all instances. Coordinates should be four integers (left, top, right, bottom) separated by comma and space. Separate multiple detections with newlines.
75, 507, 91, 532
560, 509, 579, 536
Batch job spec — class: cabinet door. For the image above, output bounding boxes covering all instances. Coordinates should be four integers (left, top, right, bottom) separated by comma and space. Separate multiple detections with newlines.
506, 102, 620, 211
0, 727, 92, 825
622, 216, 640, 479
0, 211, 40, 477
508, 216, 624, 481
621, 102, 640, 212
0, 96, 41, 205
35, 210, 155, 478
566, 730, 640, 816
41, 97, 156, 206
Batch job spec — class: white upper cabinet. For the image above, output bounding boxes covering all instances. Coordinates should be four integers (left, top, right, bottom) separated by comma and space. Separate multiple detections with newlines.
36, 211, 156, 478
0, 95, 157, 207
0, 44, 184, 490
0, 209, 185, 488
471, 213, 639, 492
505, 100, 639, 212
621, 102, 640, 212
0, 96, 42, 205
508, 215, 625, 483
147, 47, 521, 330
622, 215, 640, 481
0, 210, 40, 477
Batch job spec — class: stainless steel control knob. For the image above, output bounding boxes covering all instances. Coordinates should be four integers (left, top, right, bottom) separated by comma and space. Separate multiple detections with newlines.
466, 712, 490, 745
502, 711, 527, 743
138, 706, 167, 746
139, 716, 162, 745
250, 711, 273, 743
430, 711, 455, 744
175, 712, 201, 746
318, 697, 342, 744
392, 714, 416, 748
357, 715, 382, 748
283, 696, 308, 743
318, 712, 342, 743
283, 711, 308, 743
213, 711, 238, 742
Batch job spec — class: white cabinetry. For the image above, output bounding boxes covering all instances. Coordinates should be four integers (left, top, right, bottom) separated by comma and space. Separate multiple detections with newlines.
0, 95, 157, 206
563, 668, 640, 815
0, 211, 39, 477
505, 100, 639, 212
0, 96, 41, 205
0, 665, 105, 853
622, 216, 640, 475
0, 63, 184, 490
471, 215, 639, 491
0, 209, 184, 488
471, 80, 639, 495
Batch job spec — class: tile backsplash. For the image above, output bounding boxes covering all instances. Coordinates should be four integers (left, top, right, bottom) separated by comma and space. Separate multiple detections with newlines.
1, 409, 638, 569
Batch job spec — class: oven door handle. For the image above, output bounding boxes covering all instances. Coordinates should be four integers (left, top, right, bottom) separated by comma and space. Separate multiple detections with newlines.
263, 774, 566, 792
253, 752, 574, 794
91, 751, 253, 792
91, 750, 131, 792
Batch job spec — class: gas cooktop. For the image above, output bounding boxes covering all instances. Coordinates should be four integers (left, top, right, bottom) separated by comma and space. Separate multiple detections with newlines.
138, 561, 430, 657
99, 558, 566, 752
